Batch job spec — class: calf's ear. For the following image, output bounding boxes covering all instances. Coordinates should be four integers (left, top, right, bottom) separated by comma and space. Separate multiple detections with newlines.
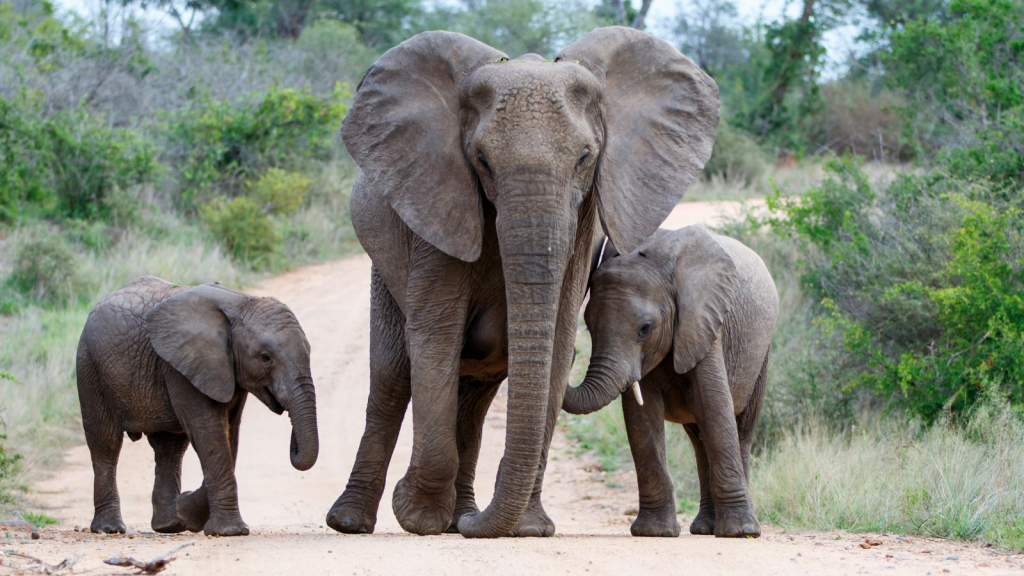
145, 285, 249, 403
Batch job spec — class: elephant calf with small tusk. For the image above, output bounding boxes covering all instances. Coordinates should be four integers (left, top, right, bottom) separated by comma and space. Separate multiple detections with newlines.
564, 225, 778, 538
76, 276, 319, 536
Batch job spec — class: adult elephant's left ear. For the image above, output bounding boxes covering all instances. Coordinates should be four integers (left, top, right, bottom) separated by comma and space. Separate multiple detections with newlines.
341, 32, 508, 263
556, 27, 720, 254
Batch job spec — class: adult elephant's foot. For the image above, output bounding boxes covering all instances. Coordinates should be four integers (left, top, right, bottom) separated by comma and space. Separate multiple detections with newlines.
90, 509, 126, 534
203, 514, 250, 537
392, 475, 455, 536
446, 503, 480, 534
713, 507, 759, 538
630, 505, 680, 537
509, 498, 555, 537
689, 507, 715, 535
176, 489, 211, 533
326, 492, 378, 534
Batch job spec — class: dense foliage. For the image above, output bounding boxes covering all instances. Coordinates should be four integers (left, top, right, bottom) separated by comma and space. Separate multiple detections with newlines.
762, 158, 1023, 422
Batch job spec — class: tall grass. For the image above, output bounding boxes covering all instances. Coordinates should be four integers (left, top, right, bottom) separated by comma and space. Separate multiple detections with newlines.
752, 400, 1024, 549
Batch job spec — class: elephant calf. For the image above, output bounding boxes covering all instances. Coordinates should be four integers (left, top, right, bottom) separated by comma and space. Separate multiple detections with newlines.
76, 276, 319, 536
563, 225, 778, 538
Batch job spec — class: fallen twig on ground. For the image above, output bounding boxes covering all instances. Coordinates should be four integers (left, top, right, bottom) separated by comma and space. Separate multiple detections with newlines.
0, 551, 83, 575
103, 541, 195, 574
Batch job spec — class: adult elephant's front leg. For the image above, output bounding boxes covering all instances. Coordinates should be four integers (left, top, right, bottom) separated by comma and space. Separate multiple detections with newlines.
328, 267, 411, 534
446, 378, 502, 533
392, 291, 468, 536
692, 338, 760, 538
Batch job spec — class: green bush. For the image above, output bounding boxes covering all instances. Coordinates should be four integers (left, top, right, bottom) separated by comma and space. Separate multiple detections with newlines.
170, 84, 349, 207
249, 168, 311, 215
701, 121, 768, 186
761, 156, 1024, 421
200, 197, 280, 265
0, 96, 161, 222
7, 235, 84, 306
939, 129, 1024, 188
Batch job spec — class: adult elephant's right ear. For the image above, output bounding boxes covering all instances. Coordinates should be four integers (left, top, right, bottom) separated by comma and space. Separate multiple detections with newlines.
556, 27, 720, 255
341, 32, 508, 263
145, 285, 250, 403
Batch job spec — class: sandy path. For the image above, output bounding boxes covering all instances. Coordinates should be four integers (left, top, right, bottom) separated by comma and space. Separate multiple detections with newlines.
12, 200, 1022, 575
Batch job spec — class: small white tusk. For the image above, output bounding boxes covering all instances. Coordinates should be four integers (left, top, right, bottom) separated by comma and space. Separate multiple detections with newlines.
631, 382, 644, 406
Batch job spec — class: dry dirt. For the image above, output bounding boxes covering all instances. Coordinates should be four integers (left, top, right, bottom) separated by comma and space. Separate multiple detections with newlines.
7, 201, 1022, 575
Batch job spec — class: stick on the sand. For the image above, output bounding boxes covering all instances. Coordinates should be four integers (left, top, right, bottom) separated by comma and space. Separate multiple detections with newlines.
4, 551, 83, 575
104, 540, 195, 574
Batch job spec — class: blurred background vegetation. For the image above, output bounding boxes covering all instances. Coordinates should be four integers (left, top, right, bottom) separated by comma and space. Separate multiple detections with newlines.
0, 0, 1021, 547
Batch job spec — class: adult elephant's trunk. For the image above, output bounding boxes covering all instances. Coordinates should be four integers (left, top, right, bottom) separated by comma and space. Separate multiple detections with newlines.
458, 174, 572, 538
285, 377, 319, 471
563, 354, 630, 415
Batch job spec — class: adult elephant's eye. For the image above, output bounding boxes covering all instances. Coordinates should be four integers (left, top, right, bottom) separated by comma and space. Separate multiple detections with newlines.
477, 152, 491, 174
261, 352, 272, 364
577, 150, 590, 166
637, 321, 652, 340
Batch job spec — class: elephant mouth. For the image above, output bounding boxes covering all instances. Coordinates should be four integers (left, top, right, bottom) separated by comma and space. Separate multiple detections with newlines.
255, 387, 285, 415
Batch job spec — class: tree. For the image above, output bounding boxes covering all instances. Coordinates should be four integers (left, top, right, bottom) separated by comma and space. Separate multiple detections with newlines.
428, 0, 602, 58
318, 0, 424, 50
594, 0, 653, 28
673, 0, 745, 76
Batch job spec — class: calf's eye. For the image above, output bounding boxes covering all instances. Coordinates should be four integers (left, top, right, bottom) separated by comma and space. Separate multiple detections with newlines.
637, 321, 652, 340
261, 352, 272, 363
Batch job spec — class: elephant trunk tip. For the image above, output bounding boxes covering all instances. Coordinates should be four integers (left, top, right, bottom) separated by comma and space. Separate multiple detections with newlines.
290, 428, 318, 471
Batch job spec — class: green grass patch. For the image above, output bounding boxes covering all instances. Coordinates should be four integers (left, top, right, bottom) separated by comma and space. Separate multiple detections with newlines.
21, 511, 56, 528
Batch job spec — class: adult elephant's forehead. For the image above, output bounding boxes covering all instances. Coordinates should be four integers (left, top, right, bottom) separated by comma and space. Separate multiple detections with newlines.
465, 60, 601, 111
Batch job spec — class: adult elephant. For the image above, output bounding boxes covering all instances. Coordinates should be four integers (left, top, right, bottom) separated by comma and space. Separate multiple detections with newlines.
326, 26, 719, 538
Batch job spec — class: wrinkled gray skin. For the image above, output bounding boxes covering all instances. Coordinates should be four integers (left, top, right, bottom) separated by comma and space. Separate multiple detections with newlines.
563, 225, 778, 538
327, 27, 719, 538
76, 276, 319, 537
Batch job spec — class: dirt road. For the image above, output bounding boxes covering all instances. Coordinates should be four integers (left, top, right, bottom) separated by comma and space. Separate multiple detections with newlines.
10, 201, 1020, 575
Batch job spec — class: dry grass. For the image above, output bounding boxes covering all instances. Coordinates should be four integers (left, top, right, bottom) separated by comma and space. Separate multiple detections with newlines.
752, 405, 1024, 550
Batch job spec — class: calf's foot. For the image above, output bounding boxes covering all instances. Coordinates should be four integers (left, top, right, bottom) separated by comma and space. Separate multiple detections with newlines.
203, 514, 249, 537
689, 507, 715, 535
176, 489, 210, 533
90, 508, 126, 534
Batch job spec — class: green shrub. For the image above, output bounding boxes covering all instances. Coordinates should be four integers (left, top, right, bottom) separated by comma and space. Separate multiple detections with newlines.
200, 197, 280, 265
823, 199, 1024, 419
170, 84, 349, 207
249, 168, 311, 215
761, 156, 1024, 421
0, 96, 161, 222
939, 129, 1024, 188
8, 235, 84, 305
702, 121, 768, 186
